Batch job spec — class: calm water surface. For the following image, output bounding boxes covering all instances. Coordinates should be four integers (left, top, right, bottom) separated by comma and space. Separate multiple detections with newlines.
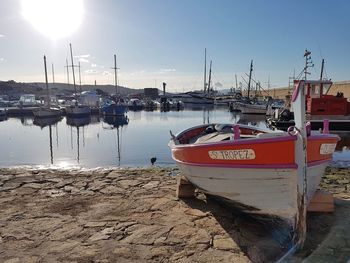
0, 108, 349, 168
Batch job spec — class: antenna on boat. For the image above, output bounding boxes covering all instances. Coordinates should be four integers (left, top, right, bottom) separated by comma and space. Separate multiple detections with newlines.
203, 48, 207, 93
320, 59, 325, 80
303, 49, 314, 80
235, 74, 238, 92
247, 60, 253, 98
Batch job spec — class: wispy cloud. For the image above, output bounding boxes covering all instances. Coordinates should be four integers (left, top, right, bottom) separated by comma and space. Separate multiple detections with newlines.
0, 58, 6, 62
0, 34, 5, 38
160, 68, 176, 73
102, 71, 112, 76
85, 69, 98, 74
79, 58, 90, 63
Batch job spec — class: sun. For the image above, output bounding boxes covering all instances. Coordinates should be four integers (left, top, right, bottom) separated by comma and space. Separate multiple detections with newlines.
21, 0, 84, 40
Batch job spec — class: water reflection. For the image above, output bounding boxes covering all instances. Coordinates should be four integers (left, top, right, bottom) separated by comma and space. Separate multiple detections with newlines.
102, 115, 129, 165
32, 117, 62, 165
0, 109, 349, 168
66, 117, 91, 163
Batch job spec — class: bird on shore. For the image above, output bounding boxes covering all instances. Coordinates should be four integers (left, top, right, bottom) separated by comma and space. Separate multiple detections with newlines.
151, 157, 157, 165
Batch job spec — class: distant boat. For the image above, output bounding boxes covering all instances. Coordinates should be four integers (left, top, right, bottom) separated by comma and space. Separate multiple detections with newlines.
128, 98, 144, 111
101, 101, 128, 116
233, 60, 270, 115
173, 49, 215, 105
169, 79, 339, 253
16, 94, 38, 107
101, 54, 128, 116
33, 56, 62, 119
64, 43, 91, 118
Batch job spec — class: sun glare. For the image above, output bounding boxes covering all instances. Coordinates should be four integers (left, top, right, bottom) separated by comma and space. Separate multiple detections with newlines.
21, 0, 84, 40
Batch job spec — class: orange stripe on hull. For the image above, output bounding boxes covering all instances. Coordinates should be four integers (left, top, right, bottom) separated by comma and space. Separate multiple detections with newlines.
172, 139, 296, 166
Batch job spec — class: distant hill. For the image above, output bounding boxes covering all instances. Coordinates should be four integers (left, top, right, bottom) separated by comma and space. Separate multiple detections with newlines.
0, 80, 149, 99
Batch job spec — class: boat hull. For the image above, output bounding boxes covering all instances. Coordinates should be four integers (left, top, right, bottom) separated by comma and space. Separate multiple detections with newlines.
238, 102, 267, 114
33, 107, 61, 118
66, 105, 91, 117
102, 104, 127, 116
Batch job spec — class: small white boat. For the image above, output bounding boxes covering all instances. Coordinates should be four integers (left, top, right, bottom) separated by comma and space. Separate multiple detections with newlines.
237, 101, 267, 114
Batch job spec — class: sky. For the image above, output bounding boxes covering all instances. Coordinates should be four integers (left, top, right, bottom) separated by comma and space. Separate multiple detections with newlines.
0, 0, 350, 92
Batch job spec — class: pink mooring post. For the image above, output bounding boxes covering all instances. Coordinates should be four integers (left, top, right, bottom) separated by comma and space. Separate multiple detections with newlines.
323, 119, 329, 134
232, 124, 240, 139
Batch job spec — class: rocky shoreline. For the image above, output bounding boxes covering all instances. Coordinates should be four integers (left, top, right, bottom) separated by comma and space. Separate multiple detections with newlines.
0, 167, 349, 263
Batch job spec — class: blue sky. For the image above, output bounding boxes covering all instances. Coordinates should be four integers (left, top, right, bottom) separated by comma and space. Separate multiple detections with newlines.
0, 0, 350, 92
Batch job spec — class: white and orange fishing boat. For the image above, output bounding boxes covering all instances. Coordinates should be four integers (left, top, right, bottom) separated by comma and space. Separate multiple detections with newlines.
169, 79, 339, 252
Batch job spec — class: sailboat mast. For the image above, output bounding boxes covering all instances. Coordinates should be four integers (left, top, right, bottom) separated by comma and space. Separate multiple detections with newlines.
235, 74, 238, 91
43, 55, 50, 105
66, 59, 70, 85
51, 63, 55, 88
247, 60, 253, 98
207, 60, 212, 94
78, 61, 82, 92
203, 48, 207, 92
113, 54, 118, 95
69, 43, 77, 94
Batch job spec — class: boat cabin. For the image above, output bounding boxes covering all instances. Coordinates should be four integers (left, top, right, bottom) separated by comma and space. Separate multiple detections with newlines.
301, 80, 350, 115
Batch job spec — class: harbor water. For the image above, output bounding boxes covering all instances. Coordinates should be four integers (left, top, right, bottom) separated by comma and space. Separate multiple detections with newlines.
0, 108, 349, 168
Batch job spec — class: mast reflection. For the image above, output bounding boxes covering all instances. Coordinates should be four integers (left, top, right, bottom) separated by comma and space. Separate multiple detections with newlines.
102, 115, 129, 165
33, 116, 62, 164
66, 116, 91, 163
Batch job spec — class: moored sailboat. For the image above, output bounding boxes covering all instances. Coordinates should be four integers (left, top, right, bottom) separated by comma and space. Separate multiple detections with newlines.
33, 56, 61, 118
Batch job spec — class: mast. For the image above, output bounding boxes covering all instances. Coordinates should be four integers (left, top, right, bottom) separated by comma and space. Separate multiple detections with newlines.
65, 59, 70, 85
112, 54, 120, 95
203, 48, 207, 92
51, 63, 55, 89
78, 61, 82, 92
69, 43, 77, 94
247, 60, 253, 98
303, 49, 313, 80
207, 60, 212, 94
43, 55, 50, 106
235, 74, 238, 91
320, 59, 325, 80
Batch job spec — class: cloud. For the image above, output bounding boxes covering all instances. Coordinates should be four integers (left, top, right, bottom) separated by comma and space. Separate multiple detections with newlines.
0, 58, 6, 62
91, 63, 97, 68
79, 58, 90, 63
102, 71, 112, 76
159, 68, 176, 73
0, 34, 4, 38
85, 69, 98, 74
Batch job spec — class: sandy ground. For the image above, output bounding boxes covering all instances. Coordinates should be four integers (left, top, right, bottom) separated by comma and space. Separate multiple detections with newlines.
0, 167, 349, 263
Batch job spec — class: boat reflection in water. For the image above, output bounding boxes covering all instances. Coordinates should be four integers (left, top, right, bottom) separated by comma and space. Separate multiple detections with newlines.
102, 115, 129, 165
33, 116, 62, 164
66, 116, 91, 163
33, 116, 62, 128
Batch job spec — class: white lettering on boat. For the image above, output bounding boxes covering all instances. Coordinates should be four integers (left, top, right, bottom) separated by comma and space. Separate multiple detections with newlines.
320, 143, 336, 155
208, 149, 256, 160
